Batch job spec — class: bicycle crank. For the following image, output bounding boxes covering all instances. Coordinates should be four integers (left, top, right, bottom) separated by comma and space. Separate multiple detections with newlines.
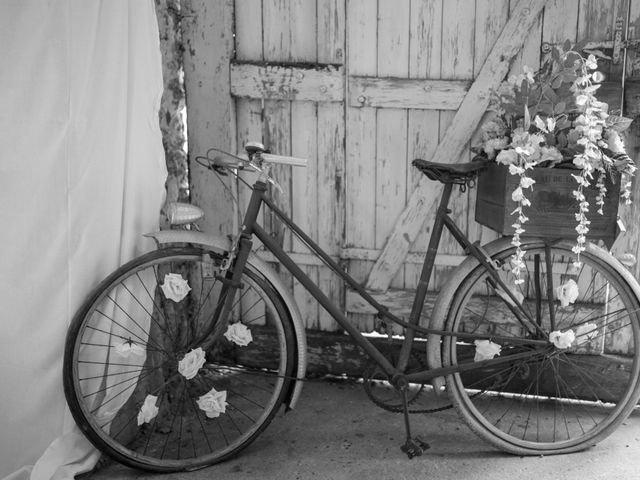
362, 362, 425, 412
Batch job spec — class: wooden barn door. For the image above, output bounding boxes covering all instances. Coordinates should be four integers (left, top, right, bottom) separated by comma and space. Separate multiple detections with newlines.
182, 0, 640, 339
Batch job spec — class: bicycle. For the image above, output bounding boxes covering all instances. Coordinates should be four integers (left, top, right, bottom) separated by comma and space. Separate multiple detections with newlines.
63, 141, 640, 472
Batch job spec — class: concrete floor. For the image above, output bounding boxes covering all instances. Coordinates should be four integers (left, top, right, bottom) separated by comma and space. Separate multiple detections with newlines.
82, 378, 640, 480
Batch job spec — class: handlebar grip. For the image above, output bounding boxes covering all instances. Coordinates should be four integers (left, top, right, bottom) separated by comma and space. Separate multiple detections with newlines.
210, 156, 243, 169
261, 153, 307, 167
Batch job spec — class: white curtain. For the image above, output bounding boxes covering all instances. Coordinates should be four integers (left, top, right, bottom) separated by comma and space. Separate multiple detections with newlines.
0, 1, 167, 478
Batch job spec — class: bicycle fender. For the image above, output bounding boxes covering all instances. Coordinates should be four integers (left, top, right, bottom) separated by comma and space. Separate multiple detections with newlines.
144, 229, 308, 410
427, 236, 640, 394
144, 230, 231, 253
247, 254, 308, 410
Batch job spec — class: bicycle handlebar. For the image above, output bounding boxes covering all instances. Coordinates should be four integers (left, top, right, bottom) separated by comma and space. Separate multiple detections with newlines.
197, 143, 308, 173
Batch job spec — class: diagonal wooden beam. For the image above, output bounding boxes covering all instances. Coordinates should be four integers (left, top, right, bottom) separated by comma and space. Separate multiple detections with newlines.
365, 0, 551, 292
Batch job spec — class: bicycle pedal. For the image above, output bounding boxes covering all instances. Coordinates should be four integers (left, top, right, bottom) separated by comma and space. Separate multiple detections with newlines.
401, 436, 430, 459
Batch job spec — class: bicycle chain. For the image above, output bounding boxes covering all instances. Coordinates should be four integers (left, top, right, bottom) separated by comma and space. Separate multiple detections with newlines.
362, 354, 454, 414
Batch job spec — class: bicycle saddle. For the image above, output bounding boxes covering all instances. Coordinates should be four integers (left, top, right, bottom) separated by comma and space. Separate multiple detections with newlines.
412, 158, 489, 184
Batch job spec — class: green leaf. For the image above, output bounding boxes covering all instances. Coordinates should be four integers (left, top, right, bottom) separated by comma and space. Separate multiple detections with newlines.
606, 115, 633, 132
539, 103, 554, 116
556, 132, 568, 148
564, 51, 581, 68
556, 118, 571, 130
563, 39, 573, 53
524, 104, 531, 130
545, 132, 557, 145
543, 85, 559, 102
552, 75, 564, 89
553, 101, 566, 114
574, 40, 587, 52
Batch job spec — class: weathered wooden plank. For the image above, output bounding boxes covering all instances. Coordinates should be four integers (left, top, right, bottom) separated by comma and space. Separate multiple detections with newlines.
290, 0, 317, 62
405, 0, 443, 293
542, 0, 579, 44
230, 62, 344, 102
182, 0, 235, 238
376, 0, 410, 293
430, 0, 476, 290
614, 1, 640, 281
317, 0, 346, 64
234, 0, 263, 61
261, 0, 295, 293
349, 77, 469, 109
346, 0, 379, 332
341, 248, 464, 266
234, 98, 265, 232
314, 0, 346, 331
510, 0, 543, 75
365, 0, 552, 292
467, 0, 510, 247
291, 101, 320, 329
345, 288, 435, 319
317, 102, 345, 331
232, 2, 264, 239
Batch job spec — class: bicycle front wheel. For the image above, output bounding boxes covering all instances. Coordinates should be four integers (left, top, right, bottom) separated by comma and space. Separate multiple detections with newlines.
443, 239, 640, 455
63, 247, 295, 471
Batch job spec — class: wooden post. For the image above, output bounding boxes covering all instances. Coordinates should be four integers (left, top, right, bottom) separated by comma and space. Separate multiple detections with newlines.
365, 0, 552, 292
181, 0, 236, 237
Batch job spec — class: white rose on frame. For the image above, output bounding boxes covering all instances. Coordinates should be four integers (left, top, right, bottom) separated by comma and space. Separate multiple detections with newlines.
161, 273, 192, 302
556, 279, 579, 307
137, 394, 159, 426
474, 340, 502, 362
224, 323, 253, 346
178, 347, 206, 380
196, 387, 228, 418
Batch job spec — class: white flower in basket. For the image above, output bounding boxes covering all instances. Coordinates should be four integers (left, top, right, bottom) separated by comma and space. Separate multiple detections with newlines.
476, 43, 636, 282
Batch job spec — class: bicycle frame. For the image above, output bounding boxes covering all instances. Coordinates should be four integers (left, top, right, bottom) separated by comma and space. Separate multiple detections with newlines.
228, 175, 547, 386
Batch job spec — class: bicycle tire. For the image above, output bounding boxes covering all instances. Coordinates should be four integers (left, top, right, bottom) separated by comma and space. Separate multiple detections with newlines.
63, 246, 295, 472
442, 239, 640, 455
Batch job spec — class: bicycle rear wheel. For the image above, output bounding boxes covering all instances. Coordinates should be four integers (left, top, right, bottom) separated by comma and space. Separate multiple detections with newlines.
63, 247, 295, 471
443, 240, 640, 455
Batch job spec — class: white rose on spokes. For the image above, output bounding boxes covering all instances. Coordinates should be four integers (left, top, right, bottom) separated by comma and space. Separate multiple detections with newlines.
178, 347, 206, 379
114, 340, 145, 358
473, 340, 502, 362
196, 387, 228, 418
224, 323, 253, 346
556, 279, 579, 307
549, 330, 576, 349
161, 273, 192, 302
137, 394, 159, 426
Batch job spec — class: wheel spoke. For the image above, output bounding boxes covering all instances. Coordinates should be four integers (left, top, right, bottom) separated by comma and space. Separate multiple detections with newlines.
65, 249, 293, 471
444, 241, 640, 454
